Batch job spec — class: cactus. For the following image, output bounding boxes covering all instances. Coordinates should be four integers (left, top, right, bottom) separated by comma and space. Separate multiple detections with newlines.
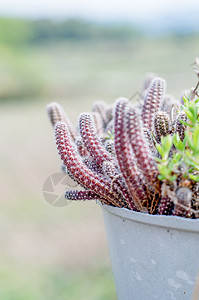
154, 111, 170, 142
47, 65, 199, 218
76, 137, 88, 157
114, 98, 147, 211
157, 196, 174, 215
174, 111, 186, 140
55, 122, 121, 207
102, 160, 133, 209
65, 190, 103, 201
104, 139, 116, 156
141, 77, 166, 131
127, 107, 158, 185
91, 112, 104, 137
79, 113, 114, 166
47, 102, 77, 140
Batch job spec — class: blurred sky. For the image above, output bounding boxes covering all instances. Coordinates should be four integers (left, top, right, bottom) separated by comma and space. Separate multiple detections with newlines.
0, 0, 199, 23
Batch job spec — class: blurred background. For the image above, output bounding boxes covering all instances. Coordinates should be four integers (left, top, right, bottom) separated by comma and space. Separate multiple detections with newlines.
0, 0, 199, 299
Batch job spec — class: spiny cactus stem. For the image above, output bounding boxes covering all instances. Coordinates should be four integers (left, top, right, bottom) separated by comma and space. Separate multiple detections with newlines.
109, 174, 132, 207
91, 112, 104, 137
79, 113, 114, 166
55, 122, 122, 206
83, 157, 103, 175
47, 102, 77, 140
175, 112, 186, 140
157, 196, 174, 215
143, 128, 155, 153
65, 189, 107, 202
110, 174, 122, 192
154, 111, 170, 142
114, 98, 147, 211
76, 138, 89, 157
102, 160, 131, 208
128, 107, 158, 185
141, 77, 166, 131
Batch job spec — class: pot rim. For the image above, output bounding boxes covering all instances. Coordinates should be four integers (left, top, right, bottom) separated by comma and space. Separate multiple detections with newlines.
100, 203, 199, 233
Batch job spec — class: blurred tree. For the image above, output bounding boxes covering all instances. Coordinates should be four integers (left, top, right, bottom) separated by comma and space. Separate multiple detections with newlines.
0, 18, 33, 45
0, 17, 141, 45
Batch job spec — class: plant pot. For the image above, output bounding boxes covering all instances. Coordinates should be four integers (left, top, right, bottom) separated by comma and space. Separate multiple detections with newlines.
101, 204, 199, 300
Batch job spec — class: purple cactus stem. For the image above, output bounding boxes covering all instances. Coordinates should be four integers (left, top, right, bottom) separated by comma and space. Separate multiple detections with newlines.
141, 77, 166, 131
76, 137, 89, 157
91, 112, 104, 137
65, 189, 104, 201
83, 157, 103, 175
127, 107, 158, 185
79, 113, 114, 166
47, 102, 77, 141
143, 127, 155, 154
104, 139, 116, 156
114, 98, 148, 211
55, 121, 122, 207
142, 72, 158, 91
102, 160, 133, 209
158, 196, 174, 215
102, 160, 119, 179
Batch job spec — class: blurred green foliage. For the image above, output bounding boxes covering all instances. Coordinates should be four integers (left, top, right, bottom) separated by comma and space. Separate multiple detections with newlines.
31, 19, 140, 42
0, 17, 140, 45
0, 18, 33, 45
0, 17, 199, 103
0, 262, 116, 300
0, 17, 140, 101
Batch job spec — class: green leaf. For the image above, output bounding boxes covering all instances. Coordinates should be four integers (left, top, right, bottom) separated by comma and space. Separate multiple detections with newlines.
105, 130, 114, 140
158, 174, 166, 181
155, 157, 162, 163
156, 144, 165, 158
180, 120, 193, 127
176, 140, 185, 151
185, 110, 195, 123
192, 106, 198, 121
161, 135, 173, 152
192, 125, 199, 153
172, 152, 182, 162
173, 133, 185, 151
194, 98, 199, 104
184, 154, 197, 169
169, 175, 177, 181
157, 164, 167, 173
189, 174, 199, 182
182, 96, 189, 106
185, 131, 195, 151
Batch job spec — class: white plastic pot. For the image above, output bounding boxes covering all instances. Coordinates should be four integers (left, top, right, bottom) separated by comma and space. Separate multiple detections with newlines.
101, 204, 199, 300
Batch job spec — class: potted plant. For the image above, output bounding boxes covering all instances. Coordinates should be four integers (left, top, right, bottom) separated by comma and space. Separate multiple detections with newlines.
46, 59, 199, 299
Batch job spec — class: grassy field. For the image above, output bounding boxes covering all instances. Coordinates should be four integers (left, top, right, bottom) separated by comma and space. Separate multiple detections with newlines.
0, 33, 199, 299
